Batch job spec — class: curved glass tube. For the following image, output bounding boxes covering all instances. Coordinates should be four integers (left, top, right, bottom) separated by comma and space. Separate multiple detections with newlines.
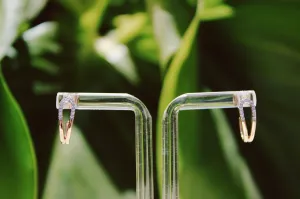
162, 91, 257, 199
56, 93, 153, 199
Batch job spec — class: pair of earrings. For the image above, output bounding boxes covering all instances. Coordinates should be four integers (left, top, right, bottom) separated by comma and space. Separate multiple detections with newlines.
58, 92, 257, 144
57, 91, 257, 199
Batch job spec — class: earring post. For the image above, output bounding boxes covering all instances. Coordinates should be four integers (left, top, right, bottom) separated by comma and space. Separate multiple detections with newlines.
56, 93, 153, 199
162, 90, 257, 199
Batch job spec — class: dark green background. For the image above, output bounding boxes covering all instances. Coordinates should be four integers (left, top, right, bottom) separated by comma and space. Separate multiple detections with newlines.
0, 0, 299, 198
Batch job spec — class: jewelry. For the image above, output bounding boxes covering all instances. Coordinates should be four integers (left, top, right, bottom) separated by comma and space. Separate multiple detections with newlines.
238, 98, 256, 143
58, 94, 78, 144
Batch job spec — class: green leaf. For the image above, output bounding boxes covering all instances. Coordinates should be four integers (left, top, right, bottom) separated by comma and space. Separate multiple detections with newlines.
79, 0, 109, 58
0, 71, 37, 199
0, 0, 24, 60
187, 0, 222, 9
149, 0, 202, 193
93, 13, 148, 85
0, 2, 48, 195
152, 1, 201, 196
94, 12, 159, 84
42, 126, 129, 199
130, 32, 159, 64
147, 0, 233, 72
59, 0, 110, 59
203, 0, 222, 8
59, 0, 101, 15
112, 13, 148, 44
23, 22, 61, 56
22, 22, 62, 94
23, 22, 61, 75
79, 0, 109, 37
24, 0, 47, 19
147, 4, 182, 71
199, 4, 234, 21
94, 36, 140, 85
0, 0, 47, 60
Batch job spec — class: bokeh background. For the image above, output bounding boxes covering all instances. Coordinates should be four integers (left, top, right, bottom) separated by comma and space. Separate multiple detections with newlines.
1, 0, 300, 198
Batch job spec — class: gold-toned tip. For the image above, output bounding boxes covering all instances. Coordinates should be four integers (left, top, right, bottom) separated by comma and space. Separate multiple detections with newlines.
59, 119, 73, 144
239, 118, 256, 143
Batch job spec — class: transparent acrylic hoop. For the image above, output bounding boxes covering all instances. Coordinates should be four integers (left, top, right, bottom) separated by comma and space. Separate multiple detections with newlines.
162, 91, 257, 199
56, 93, 153, 199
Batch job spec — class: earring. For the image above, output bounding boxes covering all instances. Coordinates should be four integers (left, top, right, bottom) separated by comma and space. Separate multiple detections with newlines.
238, 98, 256, 143
58, 94, 78, 144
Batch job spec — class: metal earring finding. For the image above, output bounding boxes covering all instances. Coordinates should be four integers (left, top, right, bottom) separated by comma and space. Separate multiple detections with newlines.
58, 94, 78, 144
238, 98, 256, 143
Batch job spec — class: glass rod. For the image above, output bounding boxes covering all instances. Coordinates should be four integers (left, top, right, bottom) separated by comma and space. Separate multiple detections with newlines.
56, 93, 153, 199
162, 91, 257, 199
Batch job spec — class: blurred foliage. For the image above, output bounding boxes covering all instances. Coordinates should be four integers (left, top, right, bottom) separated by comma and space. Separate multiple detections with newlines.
43, 126, 135, 199
0, 0, 300, 199
0, 72, 37, 199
